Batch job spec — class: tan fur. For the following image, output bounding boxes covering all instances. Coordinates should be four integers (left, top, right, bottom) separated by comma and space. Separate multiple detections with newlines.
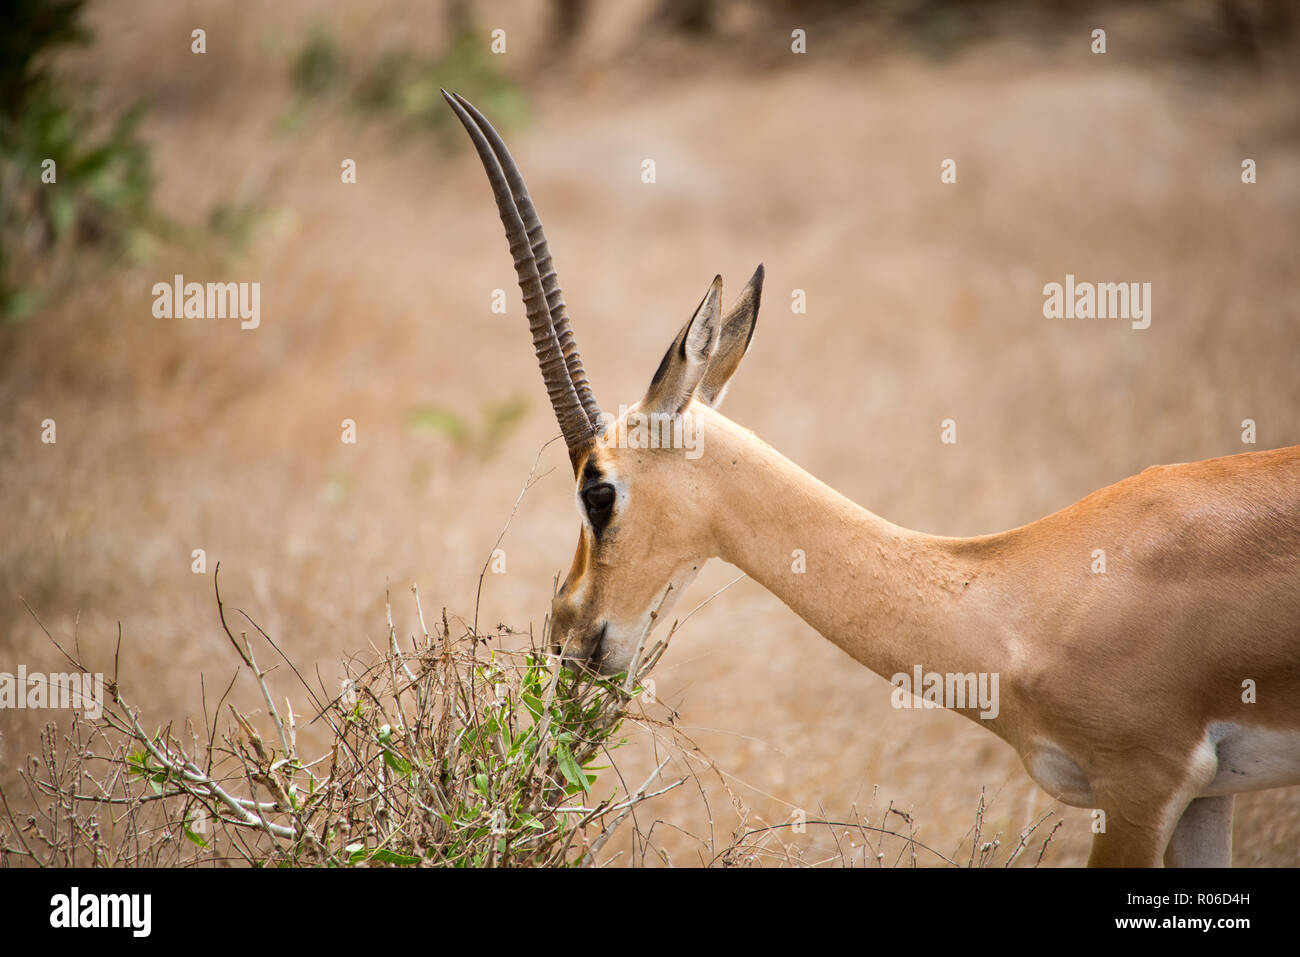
446, 95, 1295, 866
553, 403, 1300, 867
445, 96, 1296, 867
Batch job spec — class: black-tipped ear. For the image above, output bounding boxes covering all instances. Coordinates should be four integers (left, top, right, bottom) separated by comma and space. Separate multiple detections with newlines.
698, 263, 762, 408
641, 275, 723, 416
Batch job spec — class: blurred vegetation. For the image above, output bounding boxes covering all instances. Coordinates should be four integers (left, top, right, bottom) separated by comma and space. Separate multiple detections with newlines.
284, 27, 527, 144
0, 0, 160, 319
0, 2, 533, 321
7, 0, 1285, 323
205, 200, 264, 255
290, 26, 344, 100
631, 0, 1300, 64
2, 0, 1289, 320
407, 395, 529, 458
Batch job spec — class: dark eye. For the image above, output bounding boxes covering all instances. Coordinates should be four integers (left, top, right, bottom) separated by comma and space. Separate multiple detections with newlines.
583, 484, 615, 514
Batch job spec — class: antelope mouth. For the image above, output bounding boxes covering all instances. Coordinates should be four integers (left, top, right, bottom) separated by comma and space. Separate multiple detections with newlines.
553, 622, 608, 675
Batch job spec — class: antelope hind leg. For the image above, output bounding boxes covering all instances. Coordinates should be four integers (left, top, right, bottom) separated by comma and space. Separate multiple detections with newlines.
1163, 795, 1234, 868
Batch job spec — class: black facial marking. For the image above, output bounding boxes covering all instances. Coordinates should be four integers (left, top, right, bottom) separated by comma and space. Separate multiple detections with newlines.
580, 460, 615, 538
584, 485, 614, 510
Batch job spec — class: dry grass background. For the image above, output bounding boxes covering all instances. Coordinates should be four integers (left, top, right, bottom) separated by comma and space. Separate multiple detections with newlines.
2, 0, 1298, 865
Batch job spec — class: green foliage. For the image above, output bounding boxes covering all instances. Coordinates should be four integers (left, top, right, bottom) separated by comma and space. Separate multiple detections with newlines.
0, 0, 88, 115
406, 396, 528, 457
356, 30, 527, 139
0, 0, 159, 318
125, 747, 168, 794
406, 405, 469, 442
291, 28, 343, 99
310, 631, 651, 868
281, 632, 650, 868
284, 26, 527, 143
4, 580, 677, 868
344, 650, 635, 868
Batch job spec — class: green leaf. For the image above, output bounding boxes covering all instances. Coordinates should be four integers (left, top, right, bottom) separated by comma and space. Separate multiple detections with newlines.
126, 750, 150, 775
383, 747, 411, 775
555, 743, 590, 793
183, 823, 209, 849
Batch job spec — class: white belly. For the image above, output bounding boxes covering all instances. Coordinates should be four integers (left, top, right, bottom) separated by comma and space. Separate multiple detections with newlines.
1202, 722, 1300, 796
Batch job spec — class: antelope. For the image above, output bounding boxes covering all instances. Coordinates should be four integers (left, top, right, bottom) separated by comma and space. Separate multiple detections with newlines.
442, 91, 1300, 867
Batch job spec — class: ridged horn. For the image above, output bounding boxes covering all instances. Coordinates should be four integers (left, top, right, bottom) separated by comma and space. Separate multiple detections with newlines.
441, 90, 601, 451
449, 93, 602, 436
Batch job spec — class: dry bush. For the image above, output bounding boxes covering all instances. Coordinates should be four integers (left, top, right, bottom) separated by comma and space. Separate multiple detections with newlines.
1, 566, 1060, 868
0, 567, 704, 867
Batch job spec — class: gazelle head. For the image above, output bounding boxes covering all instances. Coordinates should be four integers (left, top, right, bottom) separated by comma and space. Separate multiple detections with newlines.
444, 91, 764, 676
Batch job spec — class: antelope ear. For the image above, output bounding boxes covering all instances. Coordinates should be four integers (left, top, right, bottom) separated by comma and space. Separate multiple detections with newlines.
698, 263, 763, 409
640, 275, 722, 416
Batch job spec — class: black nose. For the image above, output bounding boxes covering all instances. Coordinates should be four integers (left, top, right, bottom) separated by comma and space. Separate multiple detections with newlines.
551, 624, 606, 672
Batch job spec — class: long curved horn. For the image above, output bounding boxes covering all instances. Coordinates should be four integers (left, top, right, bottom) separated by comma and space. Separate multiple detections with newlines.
450, 93, 602, 436
441, 90, 601, 451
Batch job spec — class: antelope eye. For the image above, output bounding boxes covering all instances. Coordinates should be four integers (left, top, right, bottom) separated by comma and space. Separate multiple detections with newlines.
583, 484, 615, 513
